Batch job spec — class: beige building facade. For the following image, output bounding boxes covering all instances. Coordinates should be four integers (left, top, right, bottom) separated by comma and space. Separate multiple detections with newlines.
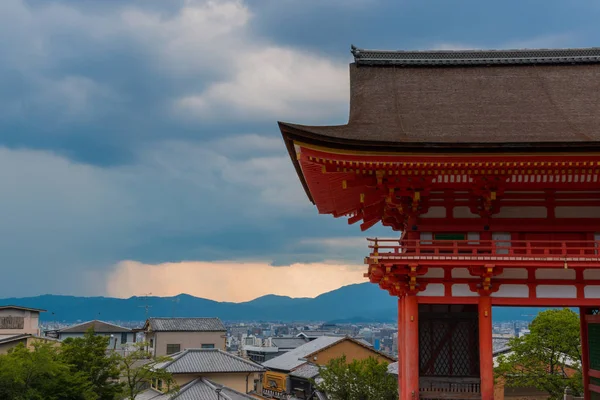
0, 306, 44, 336
141, 317, 227, 357
0, 306, 51, 355
147, 330, 226, 356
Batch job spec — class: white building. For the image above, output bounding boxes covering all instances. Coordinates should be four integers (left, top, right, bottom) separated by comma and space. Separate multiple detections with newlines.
55, 320, 136, 353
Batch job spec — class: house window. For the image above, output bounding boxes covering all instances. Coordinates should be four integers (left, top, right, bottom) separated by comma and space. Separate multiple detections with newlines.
157, 379, 163, 390
201, 344, 215, 349
149, 339, 154, 348
121, 333, 127, 344
166, 344, 181, 354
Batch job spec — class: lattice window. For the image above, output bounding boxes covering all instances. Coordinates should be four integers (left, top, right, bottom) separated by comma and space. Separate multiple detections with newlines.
419, 318, 479, 377
589, 323, 600, 371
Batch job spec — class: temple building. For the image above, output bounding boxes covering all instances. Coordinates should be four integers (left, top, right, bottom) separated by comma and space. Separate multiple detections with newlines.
279, 47, 600, 400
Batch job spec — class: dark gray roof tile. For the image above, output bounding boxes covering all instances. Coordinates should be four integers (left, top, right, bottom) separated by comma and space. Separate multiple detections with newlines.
351, 46, 600, 66
156, 348, 265, 374
148, 318, 225, 332
289, 363, 320, 380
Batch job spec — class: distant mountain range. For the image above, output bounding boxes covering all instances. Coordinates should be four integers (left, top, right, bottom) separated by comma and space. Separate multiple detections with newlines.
0, 283, 548, 323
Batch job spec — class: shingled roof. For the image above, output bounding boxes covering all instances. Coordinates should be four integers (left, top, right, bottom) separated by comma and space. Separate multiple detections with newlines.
0, 305, 46, 313
58, 320, 131, 333
279, 46, 600, 152
351, 46, 600, 66
154, 348, 265, 374
146, 317, 225, 332
137, 378, 255, 400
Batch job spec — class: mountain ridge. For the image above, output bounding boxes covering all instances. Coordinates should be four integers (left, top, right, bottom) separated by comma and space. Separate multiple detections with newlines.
1, 283, 544, 323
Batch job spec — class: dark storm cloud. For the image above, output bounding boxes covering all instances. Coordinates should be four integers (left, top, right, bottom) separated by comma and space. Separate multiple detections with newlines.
1, 0, 600, 297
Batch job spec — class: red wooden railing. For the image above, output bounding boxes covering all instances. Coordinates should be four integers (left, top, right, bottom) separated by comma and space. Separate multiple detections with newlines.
367, 239, 600, 259
419, 378, 481, 399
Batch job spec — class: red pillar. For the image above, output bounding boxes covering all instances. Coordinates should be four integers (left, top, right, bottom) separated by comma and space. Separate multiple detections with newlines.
479, 296, 494, 400
580, 307, 590, 400
398, 297, 405, 398
400, 294, 419, 400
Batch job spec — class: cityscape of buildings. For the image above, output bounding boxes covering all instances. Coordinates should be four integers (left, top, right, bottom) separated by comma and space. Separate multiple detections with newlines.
2, 303, 540, 399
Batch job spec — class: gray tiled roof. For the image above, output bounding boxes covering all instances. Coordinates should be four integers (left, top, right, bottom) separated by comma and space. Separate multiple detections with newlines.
136, 378, 255, 400
262, 336, 343, 372
271, 337, 308, 349
0, 334, 30, 344
58, 320, 131, 333
289, 363, 320, 380
148, 318, 225, 332
387, 361, 398, 375
351, 46, 600, 66
155, 349, 265, 374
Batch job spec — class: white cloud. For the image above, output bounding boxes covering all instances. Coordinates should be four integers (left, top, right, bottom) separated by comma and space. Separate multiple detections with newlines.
106, 259, 366, 302
176, 47, 349, 120
117, 0, 350, 121
1, 0, 350, 124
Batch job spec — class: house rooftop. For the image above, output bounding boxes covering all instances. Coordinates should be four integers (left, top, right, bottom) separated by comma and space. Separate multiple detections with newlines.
289, 363, 321, 380
271, 337, 309, 349
136, 377, 255, 400
263, 336, 342, 372
263, 335, 393, 372
57, 320, 131, 334
0, 305, 46, 313
387, 361, 399, 375
154, 348, 265, 374
145, 317, 226, 332
0, 334, 59, 345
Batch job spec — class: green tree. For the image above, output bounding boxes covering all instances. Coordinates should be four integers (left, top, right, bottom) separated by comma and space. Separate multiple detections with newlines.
119, 343, 177, 400
0, 341, 96, 400
60, 328, 123, 400
495, 308, 582, 400
315, 355, 397, 400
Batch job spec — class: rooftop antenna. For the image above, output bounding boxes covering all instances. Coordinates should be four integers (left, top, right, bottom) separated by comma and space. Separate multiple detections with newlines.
171, 297, 180, 317
138, 293, 153, 320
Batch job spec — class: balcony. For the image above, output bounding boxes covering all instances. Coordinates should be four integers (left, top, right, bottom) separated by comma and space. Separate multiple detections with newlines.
367, 239, 600, 268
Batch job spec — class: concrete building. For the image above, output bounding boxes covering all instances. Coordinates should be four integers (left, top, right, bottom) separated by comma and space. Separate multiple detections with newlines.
137, 348, 265, 399
142, 317, 227, 356
0, 305, 44, 336
0, 305, 56, 354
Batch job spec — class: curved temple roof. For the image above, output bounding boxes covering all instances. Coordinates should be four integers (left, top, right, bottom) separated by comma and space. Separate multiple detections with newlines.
279, 45, 600, 153
350, 45, 600, 66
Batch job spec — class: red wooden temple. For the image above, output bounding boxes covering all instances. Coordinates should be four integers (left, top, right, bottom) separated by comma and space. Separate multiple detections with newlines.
279, 47, 600, 400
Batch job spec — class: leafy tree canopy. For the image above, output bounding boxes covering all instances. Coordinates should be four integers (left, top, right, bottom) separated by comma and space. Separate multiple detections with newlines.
61, 328, 123, 400
315, 355, 397, 400
0, 341, 96, 400
495, 308, 582, 400
119, 342, 177, 400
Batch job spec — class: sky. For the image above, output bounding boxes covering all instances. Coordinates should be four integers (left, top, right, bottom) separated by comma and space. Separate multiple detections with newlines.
2, 0, 600, 302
